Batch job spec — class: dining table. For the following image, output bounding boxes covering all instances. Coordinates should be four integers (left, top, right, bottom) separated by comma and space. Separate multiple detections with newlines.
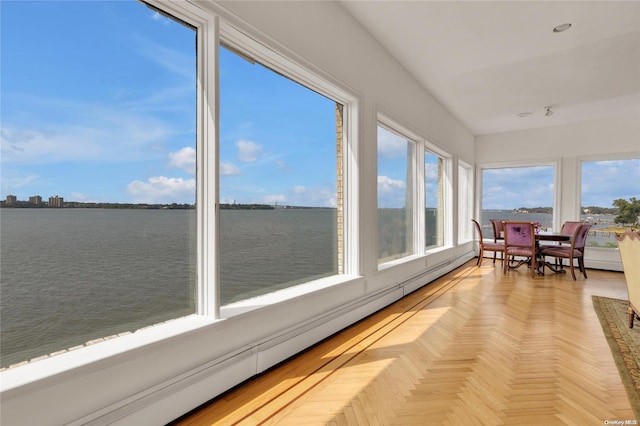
499, 230, 573, 275
536, 232, 572, 274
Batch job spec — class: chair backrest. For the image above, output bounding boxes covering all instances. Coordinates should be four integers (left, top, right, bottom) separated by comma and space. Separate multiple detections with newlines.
571, 223, 593, 250
504, 221, 535, 248
617, 229, 640, 308
561, 221, 582, 236
490, 219, 504, 242
472, 219, 483, 241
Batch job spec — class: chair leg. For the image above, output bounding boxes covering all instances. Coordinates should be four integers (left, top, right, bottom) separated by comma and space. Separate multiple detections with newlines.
477, 246, 483, 267
578, 257, 587, 278
530, 256, 536, 278
569, 258, 577, 280
493, 252, 497, 264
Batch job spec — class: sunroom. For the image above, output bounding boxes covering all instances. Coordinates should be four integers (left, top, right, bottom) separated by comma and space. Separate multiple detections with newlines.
1, 1, 638, 424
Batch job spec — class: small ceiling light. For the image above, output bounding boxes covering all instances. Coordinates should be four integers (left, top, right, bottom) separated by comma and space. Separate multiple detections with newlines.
545, 106, 554, 117
553, 23, 572, 33
517, 112, 533, 118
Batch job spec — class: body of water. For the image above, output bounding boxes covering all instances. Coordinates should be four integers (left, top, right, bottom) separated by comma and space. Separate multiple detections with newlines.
481, 211, 620, 248
0, 208, 619, 367
1, 208, 336, 367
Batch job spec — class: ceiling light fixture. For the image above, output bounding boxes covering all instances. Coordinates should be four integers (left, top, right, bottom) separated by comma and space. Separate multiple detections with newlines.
545, 106, 554, 117
553, 23, 572, 33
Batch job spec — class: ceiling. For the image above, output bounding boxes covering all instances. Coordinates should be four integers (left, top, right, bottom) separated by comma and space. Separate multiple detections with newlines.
338, 1, 640, 135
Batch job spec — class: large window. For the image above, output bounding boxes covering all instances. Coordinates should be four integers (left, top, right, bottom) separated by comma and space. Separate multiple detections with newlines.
481, 165, 555, 235
0, 0, 355, 369
581, 158, 640, 249
425, 151, 445, 249
218, 45, 343, 305
377, 124, 415, 263
0, 1, 196, 367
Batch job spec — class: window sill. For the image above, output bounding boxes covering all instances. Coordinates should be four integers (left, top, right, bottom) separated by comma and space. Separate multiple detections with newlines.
221, 274, 363, 317
0, 314, 217, 393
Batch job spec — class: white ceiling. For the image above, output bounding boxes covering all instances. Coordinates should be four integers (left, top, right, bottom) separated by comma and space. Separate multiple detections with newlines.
338, 1, 640, 135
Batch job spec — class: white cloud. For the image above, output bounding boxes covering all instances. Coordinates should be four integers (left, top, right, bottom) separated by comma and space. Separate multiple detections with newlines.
127, 176, 195, 203
1, 103, 172, 165
276, 160, 292, 172
263, 194, 287, 204
377, 175, 405, 194
70, 192, 94, 202
236, 139, 263, 163
134, 34, 195, 81
377, 126, 408, 159
169, 146, 195, 174
221, 162, 241, 176
286, 186, 337, 208
0, 174, 38, 190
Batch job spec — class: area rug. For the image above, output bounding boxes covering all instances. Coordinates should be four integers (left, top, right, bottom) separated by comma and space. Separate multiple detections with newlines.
592, 295, 640, 419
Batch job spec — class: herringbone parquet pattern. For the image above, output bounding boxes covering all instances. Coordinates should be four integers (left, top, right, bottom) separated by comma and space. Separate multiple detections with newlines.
174, 261, 634, 425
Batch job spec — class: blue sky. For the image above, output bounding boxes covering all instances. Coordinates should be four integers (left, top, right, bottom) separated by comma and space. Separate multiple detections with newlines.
2, 0, 336, 207
483, 160, 640, 210
2, 1, 638, 209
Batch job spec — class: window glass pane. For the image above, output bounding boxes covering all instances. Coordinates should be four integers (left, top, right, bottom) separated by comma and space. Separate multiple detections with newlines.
0, 1, 197, 367
581, 158, 640, 249
377, 126, 414, 263
481, 166, 554, 237
219, 46, 340, 305
425, 152, 444, 249
458, 163, 473, 243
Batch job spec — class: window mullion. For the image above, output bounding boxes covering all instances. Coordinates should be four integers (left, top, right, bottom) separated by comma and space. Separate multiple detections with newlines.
197, 15, 220, 318
415, 142, 426, 253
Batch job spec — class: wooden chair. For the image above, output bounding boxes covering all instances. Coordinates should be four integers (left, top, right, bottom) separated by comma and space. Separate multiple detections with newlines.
561, 221, 583, 236
503, 221, 537, 278
539, 223, 593, 280
490, 219, 505, 262
616, 229, 640, 328
472, 219, 505, 267
558, 221, 583, 246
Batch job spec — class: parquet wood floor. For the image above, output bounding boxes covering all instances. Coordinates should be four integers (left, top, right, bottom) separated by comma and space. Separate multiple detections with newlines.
173, 260, 635, 425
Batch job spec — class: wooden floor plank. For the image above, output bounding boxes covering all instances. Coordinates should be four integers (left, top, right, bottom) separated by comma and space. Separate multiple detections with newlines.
172, 261, 635, 425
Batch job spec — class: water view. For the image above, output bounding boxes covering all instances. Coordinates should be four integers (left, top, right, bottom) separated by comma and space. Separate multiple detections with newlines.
0, 207, 623, 368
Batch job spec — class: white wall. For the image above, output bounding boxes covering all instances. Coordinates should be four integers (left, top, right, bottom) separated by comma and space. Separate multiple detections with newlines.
0, 2, 476, 425
476, 115, 640, 271
475, 115, 639, 163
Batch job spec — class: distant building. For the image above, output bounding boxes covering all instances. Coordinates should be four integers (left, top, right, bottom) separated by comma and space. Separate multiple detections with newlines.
6, 195, 17, 206
29, 195, 43, 206
49, 195, 64, 208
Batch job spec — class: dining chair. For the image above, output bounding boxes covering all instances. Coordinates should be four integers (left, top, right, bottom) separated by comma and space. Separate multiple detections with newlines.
503, 221, 537, 278
561, 221, 583, 236
472, 219, 505, 267
539, 223, 593, 280
490, 219, 505, 262
616, 229, 640, 328
558, 221, 583, 246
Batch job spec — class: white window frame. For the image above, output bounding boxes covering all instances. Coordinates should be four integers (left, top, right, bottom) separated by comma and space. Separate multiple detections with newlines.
215, 25, 361, 316
376, 117, 420, 265
376, 112, 454, 264
1, 0, 361, 395
424, 140, 453, 252
477, 159, 561, 230
457, 159, 474, 244
577, 153, 640, 246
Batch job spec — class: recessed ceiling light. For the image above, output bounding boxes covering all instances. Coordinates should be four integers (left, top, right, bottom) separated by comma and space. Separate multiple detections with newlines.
553, 23, 572, 33
517, 112, 533, 118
